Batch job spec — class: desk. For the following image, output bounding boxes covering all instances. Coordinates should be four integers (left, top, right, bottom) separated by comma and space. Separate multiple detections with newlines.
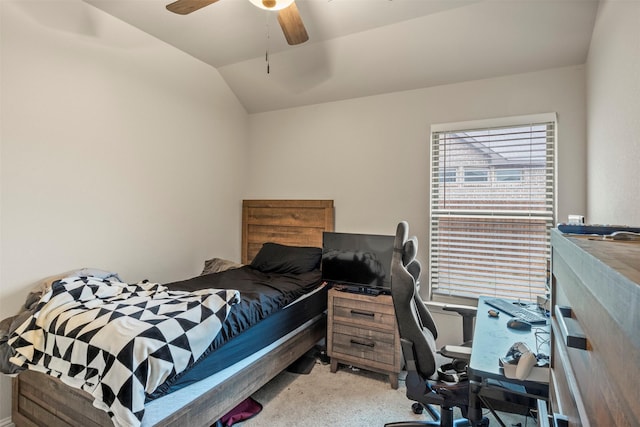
468, 296, 550, 426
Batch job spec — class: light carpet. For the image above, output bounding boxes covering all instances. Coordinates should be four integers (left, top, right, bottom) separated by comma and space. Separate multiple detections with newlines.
239, 358, 538, 427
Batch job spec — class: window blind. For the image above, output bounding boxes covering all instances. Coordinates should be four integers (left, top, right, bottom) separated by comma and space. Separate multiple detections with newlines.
430, 116, 556, 301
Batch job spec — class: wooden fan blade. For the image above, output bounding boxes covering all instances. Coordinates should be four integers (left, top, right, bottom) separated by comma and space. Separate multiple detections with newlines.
277, 2, 309, 45
166, 0, 219, 15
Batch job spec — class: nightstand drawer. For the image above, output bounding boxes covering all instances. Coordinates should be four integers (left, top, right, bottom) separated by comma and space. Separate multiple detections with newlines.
332, 332, 396, 366
332, 323, 396, 346
331, 296, 395, 330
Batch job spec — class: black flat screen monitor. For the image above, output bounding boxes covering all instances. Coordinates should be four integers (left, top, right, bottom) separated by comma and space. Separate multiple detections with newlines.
321, 232, 394, 294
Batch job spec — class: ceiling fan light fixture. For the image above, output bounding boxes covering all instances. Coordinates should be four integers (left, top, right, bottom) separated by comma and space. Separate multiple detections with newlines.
248, 0, 295, 11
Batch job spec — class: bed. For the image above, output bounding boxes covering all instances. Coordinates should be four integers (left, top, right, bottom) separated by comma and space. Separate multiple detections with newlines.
10, 199, 335, 427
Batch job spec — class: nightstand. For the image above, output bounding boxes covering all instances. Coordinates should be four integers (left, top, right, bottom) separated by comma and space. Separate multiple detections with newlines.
326, 287, 402, 389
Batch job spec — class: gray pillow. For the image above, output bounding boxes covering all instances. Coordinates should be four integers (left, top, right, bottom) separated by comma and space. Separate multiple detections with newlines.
201, 258, 243, 275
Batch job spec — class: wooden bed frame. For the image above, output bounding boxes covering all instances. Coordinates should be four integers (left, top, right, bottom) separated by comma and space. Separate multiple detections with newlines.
12, 199, 335, 427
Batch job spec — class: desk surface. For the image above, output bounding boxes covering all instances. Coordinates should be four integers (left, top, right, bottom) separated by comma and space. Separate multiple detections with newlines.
469, 296, 550, 389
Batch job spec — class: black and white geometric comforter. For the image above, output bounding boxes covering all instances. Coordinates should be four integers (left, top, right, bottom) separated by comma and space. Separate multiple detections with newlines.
8, 276, 240, 427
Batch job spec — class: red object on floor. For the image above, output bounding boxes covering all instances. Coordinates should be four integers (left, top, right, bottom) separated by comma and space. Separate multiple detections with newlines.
219, 397, 263, 426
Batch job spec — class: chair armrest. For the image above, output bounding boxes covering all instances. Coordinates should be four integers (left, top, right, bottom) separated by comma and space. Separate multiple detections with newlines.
442, 303, 477, 318
442, 304, 477, 344
440, 344, 472, 361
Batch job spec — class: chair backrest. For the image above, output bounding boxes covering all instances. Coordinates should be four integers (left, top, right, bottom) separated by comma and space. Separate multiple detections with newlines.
391, 221, 439, 378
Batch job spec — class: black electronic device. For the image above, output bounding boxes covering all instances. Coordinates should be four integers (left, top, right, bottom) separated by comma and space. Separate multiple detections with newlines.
321, 231, 394, 295
507, 318, 532, 331
557, 223, 640, 235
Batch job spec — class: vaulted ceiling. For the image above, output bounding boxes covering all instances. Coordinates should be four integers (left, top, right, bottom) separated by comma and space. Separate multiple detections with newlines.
85, 0, 599, 113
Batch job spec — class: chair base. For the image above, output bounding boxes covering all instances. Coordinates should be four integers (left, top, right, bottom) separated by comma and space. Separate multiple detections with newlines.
384, 405, 489, 427
384, 420, 472, 427
384, 418, 489, 427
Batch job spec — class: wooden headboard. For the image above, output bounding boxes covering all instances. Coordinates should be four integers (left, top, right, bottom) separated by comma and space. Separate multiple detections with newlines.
241, 199, 335, 264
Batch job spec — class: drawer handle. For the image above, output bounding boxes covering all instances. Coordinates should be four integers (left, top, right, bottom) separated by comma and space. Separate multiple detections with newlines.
350, 338, 375, 348
554, 305, 587, 350
350, 309, 375, 318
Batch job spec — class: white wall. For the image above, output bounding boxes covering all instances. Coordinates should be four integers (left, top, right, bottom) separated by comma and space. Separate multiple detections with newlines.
586, 0, 640, 225
0, 1, 248, 420
247, 65, 588, 275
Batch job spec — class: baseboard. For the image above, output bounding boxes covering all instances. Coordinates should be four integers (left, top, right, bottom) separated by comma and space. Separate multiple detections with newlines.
0, 417, 15, 427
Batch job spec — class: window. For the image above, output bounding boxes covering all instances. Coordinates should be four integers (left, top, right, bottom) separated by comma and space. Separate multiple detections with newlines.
495, 169, 522, 182
440, 168, 457, 183
430, 113, 556, 301
464, 168, 489, 182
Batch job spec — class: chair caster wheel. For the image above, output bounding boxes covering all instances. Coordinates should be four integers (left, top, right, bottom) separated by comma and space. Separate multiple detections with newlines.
411, 403, 424, 414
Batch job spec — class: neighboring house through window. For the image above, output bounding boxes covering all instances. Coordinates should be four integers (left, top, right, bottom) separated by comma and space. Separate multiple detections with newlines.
429, 113, 556, 301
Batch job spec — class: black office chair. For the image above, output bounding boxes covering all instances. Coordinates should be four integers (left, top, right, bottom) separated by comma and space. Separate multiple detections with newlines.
385, 221, 488, 427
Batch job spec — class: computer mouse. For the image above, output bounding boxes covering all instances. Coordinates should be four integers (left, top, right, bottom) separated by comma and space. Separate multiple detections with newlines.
507, 318, 532, 331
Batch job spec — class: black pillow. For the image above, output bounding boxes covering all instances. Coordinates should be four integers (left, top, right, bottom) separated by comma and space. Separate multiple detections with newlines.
250, 243, 322, 274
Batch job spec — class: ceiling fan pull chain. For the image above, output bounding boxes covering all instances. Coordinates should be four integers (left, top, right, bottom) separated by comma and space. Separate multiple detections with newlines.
266, 50, 270, 74
265, 13, 270, 74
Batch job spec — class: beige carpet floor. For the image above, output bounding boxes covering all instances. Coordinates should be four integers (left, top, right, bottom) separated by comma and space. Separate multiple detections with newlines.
238, 357, 538, 427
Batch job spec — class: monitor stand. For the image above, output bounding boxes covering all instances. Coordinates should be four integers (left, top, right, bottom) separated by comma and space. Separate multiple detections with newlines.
333, 284, 389, 296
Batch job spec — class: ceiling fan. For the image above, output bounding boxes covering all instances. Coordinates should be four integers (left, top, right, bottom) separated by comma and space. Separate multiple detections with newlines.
165, 0, 309, 46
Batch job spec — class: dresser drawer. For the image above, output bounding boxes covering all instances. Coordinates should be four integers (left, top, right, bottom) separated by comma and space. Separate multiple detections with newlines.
549, 331, 586, 427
